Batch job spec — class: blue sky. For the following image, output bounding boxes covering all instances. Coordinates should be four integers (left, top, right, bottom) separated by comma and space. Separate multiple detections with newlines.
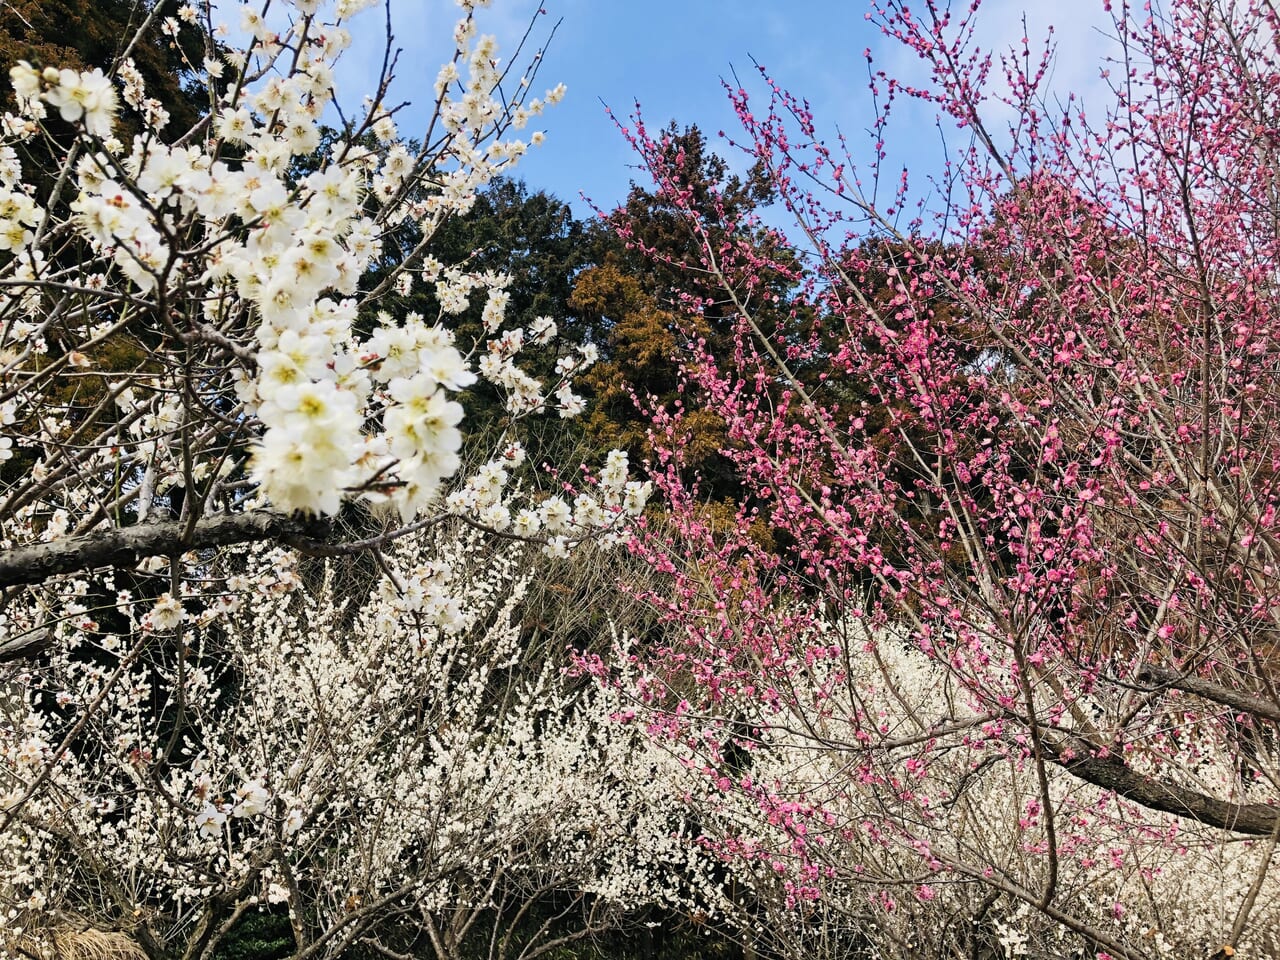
327, 1, 1118, 219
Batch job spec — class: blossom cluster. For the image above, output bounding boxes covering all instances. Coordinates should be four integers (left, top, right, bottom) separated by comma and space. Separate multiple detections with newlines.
0, 0, 603, 539
445, 445, 651, 555
10, 62, 118, 136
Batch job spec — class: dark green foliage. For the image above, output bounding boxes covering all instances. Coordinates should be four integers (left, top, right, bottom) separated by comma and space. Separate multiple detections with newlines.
439, 178, 594, 334
381, 178, 599, 470
571, 125, 799, 508
212, 910, 294, 960
601, 123, 778, 307
0, 0, 211, 129
398, 177, 594, 342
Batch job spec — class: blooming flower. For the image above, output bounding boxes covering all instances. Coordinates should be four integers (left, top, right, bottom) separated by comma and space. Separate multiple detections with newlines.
195, 803, 226, 839
149, 593, 185, 631
43, 68, 119, 137
233, 779, 270, 818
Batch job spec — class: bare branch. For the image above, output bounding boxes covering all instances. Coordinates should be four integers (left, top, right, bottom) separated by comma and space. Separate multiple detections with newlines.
1050, 738, 1280, 836
0, 511, 332, 589
1137, 664, 1280, 725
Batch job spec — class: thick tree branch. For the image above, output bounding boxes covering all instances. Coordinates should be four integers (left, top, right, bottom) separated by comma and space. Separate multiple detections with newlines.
0, 511, 333, 589
1137, 663, 1280, 724
1048, 738, 1279, 836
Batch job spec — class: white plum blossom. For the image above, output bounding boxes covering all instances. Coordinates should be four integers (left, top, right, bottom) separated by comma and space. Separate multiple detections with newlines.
147, 594, 185, 631
195, 803, 226, 840
40, 67, 119, 137
232, 780, 270, 818
539, 496, 572, 533
512, 508, 541, 536
5, 0, 637, 527
0, 532, 729, 959
541, 535, 569, 559
555, 384, 586, 418
622, 480, 653, 516
528, 314, 557, 344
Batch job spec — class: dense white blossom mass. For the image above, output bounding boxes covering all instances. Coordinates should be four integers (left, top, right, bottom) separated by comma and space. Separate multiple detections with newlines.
0, 1, 652, 955
0, 0, 609, 529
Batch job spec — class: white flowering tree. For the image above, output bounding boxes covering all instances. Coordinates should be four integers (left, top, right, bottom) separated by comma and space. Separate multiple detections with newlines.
2, 530, 724, 960
0, 0, 648, 620
0, 0, 669, 956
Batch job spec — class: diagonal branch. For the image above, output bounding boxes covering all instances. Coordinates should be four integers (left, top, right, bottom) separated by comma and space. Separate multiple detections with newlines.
1048, 737, 1279, 836
1137, 663, 1280, 725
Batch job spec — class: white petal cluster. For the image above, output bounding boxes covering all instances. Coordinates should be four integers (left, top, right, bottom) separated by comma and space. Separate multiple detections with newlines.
11, 63, 119, 137
0, 535, 728, 957
0, 178, 38, 253
0, 0, 577, 525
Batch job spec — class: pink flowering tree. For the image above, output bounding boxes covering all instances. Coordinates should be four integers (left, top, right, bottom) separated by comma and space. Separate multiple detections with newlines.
612, 0, 1280, 956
